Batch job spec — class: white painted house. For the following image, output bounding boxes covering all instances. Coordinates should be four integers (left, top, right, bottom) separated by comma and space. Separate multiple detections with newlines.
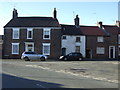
61, 35, 86, 57
61, 15, 86, 57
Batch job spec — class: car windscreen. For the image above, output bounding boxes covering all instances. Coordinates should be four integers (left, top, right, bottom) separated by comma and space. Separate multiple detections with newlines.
24, 52, 36, 54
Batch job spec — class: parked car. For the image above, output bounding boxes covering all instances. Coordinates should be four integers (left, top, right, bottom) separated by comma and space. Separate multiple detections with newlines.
21, 51, 48, 61
59, 52, 83, 61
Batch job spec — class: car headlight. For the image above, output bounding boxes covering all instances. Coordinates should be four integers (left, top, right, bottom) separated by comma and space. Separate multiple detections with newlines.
44, 56, 48, 59
59, 56, 64, 59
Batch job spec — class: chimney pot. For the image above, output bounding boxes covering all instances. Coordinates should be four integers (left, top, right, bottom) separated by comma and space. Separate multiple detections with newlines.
74, 14, 80, 27
13, 8, 18, 19
116, 20, 120, 27
97, 21, 103, 28
53, 8, 57, 19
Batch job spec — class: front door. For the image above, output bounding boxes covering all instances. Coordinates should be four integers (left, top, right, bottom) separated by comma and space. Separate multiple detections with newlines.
109, 46, 115, 59
62, 48, 66, 56
25, 42, 34, 52
86, 48, 92, 59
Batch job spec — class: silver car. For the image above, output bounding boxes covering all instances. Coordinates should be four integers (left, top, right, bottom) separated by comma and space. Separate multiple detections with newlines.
21, 51, 48, 61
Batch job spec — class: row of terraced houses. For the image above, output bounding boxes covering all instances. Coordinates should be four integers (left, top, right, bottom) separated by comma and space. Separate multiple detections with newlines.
1, 8, 120, 60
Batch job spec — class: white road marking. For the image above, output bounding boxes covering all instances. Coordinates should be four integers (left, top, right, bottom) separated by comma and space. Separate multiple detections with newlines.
25, 64, 118, 84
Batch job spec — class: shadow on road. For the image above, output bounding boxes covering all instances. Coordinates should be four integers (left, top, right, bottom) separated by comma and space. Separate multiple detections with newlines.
2, 73, 118, 90
2, 73, 63, 89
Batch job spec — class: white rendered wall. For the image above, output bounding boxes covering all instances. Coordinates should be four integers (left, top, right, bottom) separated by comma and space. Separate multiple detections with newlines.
62, 35, 86, 57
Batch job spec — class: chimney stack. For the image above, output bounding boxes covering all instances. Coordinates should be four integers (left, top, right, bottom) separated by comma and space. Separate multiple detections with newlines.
13, 8, 18, 19
74, 15, 80, 27
53, 8, 57, 19
116, 20, 120, 27
97, 21, 103, 28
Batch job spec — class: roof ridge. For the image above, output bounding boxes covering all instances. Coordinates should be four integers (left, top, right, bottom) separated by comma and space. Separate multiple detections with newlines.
18, 16, 53, 18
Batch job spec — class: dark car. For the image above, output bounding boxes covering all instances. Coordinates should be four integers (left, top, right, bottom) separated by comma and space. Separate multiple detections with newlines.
59, 52, 83, 61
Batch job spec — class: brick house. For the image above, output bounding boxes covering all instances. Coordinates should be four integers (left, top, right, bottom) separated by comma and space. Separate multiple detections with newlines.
117, 21, 120, 59
80, 24, 109, 59
81, 21, 120, 59
3, 8, 61, 59
103, 26, 118, 59
102, 21, 120, 59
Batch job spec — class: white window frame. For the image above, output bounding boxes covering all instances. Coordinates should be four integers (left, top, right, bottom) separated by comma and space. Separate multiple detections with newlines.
75, 46, 80, 52
12, 43, 19, 54
97, 36, 104, 42
27, 28, 33, 39
12, 28, 20, 39
43, 28, 51, 40
43, 43, 50, 55
76, 36, 81, 42
96, 47, 105, 54
118, 34, 120, 44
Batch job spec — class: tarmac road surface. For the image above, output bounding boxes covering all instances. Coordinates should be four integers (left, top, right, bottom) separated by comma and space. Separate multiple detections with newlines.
1, 59, 119, 89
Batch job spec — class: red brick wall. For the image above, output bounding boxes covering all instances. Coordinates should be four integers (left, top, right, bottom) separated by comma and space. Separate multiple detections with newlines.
86, 36, 109, 59
3, 28, 61, 59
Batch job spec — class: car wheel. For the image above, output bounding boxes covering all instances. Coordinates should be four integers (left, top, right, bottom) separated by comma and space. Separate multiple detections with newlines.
64, 57, 68, 61
40, 57, 45, 61
24, 57, 29, 61
78, 58, 82, 61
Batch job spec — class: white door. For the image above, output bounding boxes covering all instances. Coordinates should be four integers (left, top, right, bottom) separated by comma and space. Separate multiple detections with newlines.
109, 46, 115, 59
25, 42, 34, 52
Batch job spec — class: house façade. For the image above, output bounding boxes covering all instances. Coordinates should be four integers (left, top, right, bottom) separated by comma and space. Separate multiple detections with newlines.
3, 8, 61, 59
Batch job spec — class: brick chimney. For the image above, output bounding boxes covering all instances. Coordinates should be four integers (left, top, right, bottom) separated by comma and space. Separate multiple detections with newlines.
97, 21, 103, 28
53, 8, 57, 19
74, 15, 80, 27
116, 20, 120, 27
13, 8, 18, 19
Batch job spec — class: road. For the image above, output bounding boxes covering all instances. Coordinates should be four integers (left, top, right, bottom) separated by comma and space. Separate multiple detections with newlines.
2, 59, 119, 89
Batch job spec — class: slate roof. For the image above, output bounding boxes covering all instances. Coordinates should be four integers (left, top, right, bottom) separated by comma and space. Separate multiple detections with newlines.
61, 24, 107, 36
61, 24, 83, 35
103, 25, 119, 35
4, 17, 60, 27
80, 26, 107, 36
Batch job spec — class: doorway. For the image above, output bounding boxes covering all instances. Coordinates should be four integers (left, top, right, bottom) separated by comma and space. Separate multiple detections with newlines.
109, 46, 115, 58
25, 42, 34, 52
86, 48, 92, 59
62, 48, 66, 56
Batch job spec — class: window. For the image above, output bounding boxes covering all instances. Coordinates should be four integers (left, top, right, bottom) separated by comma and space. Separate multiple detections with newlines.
27, 28, 33, 39
43, 43, 50, 55
43, 28, 51, 39
96, 47, 105, 54
97, 36, 104, 42
118, 34, 120, 44
13, 28, 19, 39
75, 46, 80, 52
12, 43, 19, 54
62, 36, 66, 40
76, 37, 81, 42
